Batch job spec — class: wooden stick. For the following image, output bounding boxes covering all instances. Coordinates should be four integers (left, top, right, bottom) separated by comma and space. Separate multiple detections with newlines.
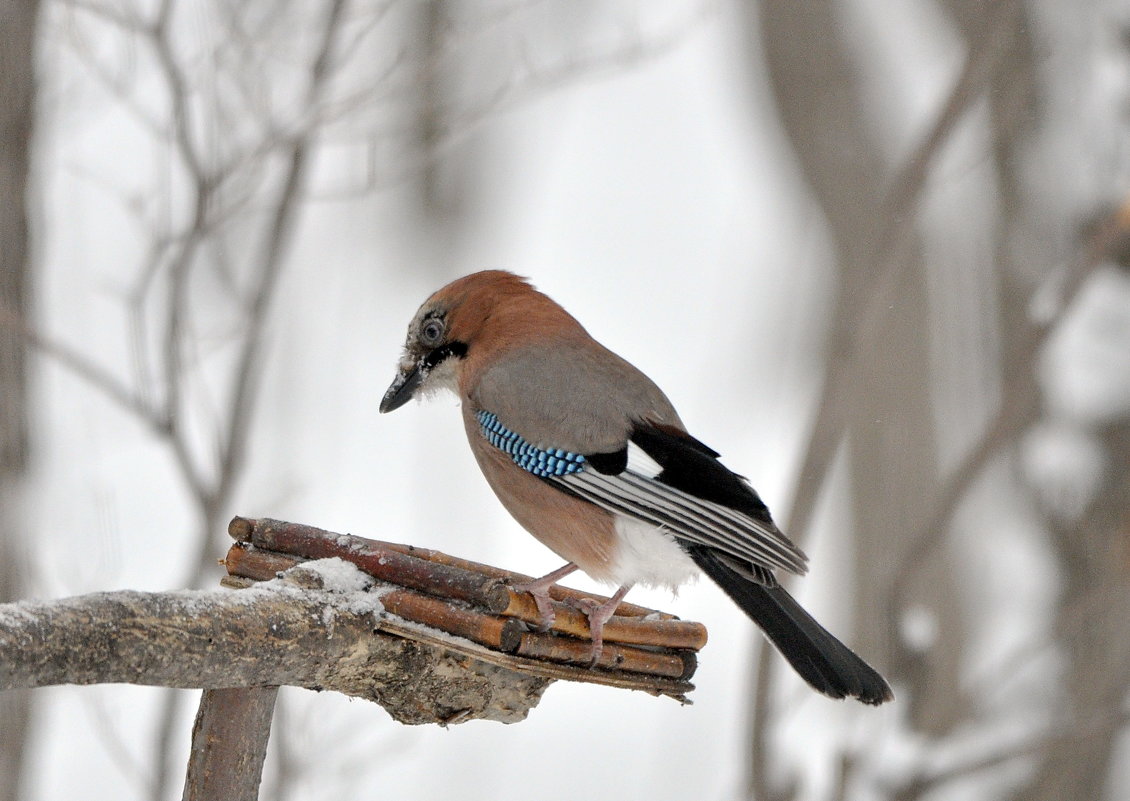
494, 589, 707, 650
377, 587, 526, 653
232, 518, 513, 612
375, 540, 673, 619
227, 517, 708, 651
223, 542, 302, 581
182, 687, 278, 801
515, 632, 696, 680
219, 576, 255, 590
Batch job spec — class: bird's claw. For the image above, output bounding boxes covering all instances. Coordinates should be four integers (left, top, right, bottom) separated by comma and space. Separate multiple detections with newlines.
527, 588, 557, 631
569, 590, 630, 667
511, 562, 578, 631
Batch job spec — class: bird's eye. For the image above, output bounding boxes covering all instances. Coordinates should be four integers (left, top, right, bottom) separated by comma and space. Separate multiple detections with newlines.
420, 319, 445, 347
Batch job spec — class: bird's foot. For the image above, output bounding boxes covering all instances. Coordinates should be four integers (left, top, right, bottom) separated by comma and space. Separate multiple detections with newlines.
511, 562, 578, 631
569, 584, 633, 666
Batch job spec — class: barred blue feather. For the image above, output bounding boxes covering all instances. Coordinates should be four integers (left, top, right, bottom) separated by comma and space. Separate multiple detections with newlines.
475, 410, 586, 477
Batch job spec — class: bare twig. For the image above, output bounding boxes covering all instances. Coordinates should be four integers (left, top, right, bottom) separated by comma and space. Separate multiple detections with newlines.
0, 305, 163, 429
892, 199, 1130, 604
147, 2, 213, 506
190, 0, 351, 588
149, 689, 188, 801
748, 647, 777, 801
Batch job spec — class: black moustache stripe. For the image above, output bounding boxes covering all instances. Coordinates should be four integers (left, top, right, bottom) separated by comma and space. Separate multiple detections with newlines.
423, 341, 468, 370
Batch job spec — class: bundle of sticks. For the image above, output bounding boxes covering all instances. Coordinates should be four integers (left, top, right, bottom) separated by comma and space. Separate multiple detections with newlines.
223, 517, 705, 699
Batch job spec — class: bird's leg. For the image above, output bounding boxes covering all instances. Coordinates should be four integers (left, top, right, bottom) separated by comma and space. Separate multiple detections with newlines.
570, 583, 633, 665
511, 562, 578, 630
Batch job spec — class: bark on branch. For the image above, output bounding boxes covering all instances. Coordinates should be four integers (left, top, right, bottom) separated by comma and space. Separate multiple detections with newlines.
0, 576, 548, 725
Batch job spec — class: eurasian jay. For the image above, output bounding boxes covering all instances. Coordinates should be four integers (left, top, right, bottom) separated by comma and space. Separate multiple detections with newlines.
381, 270, 892, 705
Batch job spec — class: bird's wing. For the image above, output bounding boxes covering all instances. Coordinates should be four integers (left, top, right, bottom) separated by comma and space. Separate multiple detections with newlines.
549, 423, 807, 579
471, 405, 807, 580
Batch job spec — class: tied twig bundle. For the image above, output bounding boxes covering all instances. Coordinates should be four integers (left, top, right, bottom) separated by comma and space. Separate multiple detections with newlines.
224, 517, 706, 699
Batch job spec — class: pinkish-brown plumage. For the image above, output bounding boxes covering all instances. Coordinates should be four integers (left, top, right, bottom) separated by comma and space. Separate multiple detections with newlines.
461, 409, 621, 582
381, 270, 893, 703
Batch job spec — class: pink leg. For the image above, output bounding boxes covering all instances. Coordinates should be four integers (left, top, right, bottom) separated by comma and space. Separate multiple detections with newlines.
511, 562, 578, 630
571, 583, 633, 665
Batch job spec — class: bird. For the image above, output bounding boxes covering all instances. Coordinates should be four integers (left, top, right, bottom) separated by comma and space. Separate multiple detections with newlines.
380, 270, 893, 705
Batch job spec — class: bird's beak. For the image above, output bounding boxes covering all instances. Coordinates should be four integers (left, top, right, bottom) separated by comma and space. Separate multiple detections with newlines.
379, 357, 426, 413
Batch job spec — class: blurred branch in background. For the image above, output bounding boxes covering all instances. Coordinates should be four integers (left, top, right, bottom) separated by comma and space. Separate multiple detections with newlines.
50, 1, 353, 796
17, 2, 710, 799
745, 1, 1130, 800
1010, 205, 1130, 801
0, 2, 43, 801
748, 2, 953, 796
893, 204, 1130, 602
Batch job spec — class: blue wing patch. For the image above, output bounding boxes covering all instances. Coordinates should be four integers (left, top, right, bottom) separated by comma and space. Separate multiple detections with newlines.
475, 410, 586, 477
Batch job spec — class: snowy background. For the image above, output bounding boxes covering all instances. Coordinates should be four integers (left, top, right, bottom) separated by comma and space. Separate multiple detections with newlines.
5, 1, 1130, 800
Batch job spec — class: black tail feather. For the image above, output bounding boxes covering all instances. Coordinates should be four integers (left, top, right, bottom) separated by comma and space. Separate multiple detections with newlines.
686, 546, 893, 705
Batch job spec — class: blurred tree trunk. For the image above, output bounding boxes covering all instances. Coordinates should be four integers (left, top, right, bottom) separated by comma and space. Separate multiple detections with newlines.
752, 0, 959, 744
1015, 418, 1130, 801
998, 2, 1130, 796
0, 1, 42, 800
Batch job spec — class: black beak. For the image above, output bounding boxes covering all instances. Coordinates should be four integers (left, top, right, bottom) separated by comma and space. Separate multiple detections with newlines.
380, 341, 466, 413
379, 360, 426, 413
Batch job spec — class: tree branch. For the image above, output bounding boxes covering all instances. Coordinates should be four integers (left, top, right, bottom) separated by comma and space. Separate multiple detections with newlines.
891, 198, 1130, 604
2, 516, 703, 723
182, 688, 278, 801
0, 576, 549, 726
0, 304, 165, 430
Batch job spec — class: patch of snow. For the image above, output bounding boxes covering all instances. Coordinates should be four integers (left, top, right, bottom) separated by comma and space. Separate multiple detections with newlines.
294, 558, 374, 594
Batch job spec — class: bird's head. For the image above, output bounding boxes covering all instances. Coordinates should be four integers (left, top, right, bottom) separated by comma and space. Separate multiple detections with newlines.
380, 270, 556, 413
